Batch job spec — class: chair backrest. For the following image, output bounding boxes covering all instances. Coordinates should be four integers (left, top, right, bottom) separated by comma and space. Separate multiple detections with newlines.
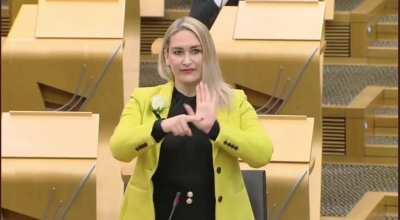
122, 169, 268, 220
241, 170, 267, 220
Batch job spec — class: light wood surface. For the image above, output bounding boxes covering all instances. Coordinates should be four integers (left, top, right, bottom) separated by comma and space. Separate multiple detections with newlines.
211, 6, 323, 219
211, 6, 323, 105
96, 129, 125, 220
36, 0, 125, 38
346, 192, 398, 220
2, 158, 96, 219
8, 0, 165, 23
324, 0, 335, 20
259, 115, 314, 162
9, 0, 38, 23
240, 162, 311, 220
1, 4, 133, 219
2, 5, 125, 127
140, 0, 164, 17
1, 122, 125, 220
234, 1, 325, 40
123, 0, 140, 103
2, 111, 99, 158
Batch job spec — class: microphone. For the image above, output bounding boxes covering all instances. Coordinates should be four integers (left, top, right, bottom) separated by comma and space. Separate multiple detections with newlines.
168, 192, 181, 220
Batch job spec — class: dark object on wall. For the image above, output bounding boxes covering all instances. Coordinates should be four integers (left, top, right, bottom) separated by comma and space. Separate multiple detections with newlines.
189, 0, 239, 29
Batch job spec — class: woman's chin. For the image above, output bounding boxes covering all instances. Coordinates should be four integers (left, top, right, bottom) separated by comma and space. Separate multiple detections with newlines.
178, 77, 201, 85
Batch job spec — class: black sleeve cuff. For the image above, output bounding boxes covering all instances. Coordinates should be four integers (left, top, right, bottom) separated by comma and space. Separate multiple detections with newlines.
151, 119, 167, 143
208, 120, 220, 141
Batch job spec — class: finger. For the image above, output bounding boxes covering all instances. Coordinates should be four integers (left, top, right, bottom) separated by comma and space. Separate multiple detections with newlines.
180, 120, 192, 136
211, 91, 217, 107
171, 118, 184, 136
178, 116, 190, 136
184, 103, 195, 115
204, 83, 210, 102
186, 115, 203, 122
200, 82, 206, 103
176, 123, 185, 136
196, 83, 202, 103
171, 128, 178, 136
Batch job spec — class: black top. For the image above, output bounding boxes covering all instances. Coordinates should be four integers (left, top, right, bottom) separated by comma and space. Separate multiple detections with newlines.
151, 87, 219, 220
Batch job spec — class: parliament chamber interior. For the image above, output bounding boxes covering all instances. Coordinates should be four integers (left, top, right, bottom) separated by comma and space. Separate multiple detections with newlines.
0, 0, 398, 219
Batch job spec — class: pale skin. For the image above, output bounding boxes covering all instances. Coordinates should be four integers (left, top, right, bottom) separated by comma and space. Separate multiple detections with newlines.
160, 30, 217, 137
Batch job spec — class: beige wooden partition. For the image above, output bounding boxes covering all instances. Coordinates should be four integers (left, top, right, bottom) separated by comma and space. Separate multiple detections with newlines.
1, 111, 98, 219
1, 4, 125, 127
8, 0, 37, 23
345, 192, 398, 220
324, 0, 335, 20
1, 1, 142, 219
241, 115, 315, 220
210, 2, 324, 219
8, 0, 165, 23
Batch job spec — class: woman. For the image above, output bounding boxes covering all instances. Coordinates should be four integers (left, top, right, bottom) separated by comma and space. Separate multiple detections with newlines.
110, 16, 273, 220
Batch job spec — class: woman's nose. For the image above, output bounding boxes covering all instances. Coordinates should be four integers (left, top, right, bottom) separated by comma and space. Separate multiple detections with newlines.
182, 53, 192, 65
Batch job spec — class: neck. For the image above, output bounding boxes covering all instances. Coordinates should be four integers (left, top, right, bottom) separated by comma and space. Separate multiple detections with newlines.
174, 82, 196, 97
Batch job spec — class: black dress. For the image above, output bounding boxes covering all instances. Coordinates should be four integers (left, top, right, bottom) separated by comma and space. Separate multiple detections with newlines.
151, 88, 219, 220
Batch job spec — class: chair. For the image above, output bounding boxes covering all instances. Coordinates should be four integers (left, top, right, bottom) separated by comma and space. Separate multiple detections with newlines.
242, 170, 267, 220
121, 169, 268, 220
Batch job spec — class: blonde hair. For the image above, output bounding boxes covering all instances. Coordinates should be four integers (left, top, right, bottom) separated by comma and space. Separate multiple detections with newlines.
158, 16, 233, 109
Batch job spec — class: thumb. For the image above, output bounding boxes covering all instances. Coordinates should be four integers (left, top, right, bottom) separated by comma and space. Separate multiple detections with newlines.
183, 103, 195, 116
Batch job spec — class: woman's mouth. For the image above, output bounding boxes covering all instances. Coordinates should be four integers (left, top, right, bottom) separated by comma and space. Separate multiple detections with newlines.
181, 68, 195, 74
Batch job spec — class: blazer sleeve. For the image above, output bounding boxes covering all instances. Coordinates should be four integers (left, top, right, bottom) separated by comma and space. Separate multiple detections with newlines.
109, 89, 157, 162
214, 91, 273, 168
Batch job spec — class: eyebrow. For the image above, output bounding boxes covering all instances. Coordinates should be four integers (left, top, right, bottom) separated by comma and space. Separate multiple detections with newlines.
170, 45, 202, 49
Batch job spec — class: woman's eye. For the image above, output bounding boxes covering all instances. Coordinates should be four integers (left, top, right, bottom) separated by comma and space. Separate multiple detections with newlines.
192, 49, 202, 54
173, 50, 183, 55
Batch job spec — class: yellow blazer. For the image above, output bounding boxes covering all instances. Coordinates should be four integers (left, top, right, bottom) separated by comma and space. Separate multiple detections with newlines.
110, 81, 273, 220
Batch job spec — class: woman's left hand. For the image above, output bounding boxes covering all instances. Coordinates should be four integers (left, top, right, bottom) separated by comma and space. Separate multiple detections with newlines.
184, 82, 217, 134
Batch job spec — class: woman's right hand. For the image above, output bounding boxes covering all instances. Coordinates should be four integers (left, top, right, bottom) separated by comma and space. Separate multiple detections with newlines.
160, 114, 202, 136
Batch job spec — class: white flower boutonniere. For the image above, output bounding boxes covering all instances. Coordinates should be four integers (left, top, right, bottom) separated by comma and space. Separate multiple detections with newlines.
151, 96, 165, 119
